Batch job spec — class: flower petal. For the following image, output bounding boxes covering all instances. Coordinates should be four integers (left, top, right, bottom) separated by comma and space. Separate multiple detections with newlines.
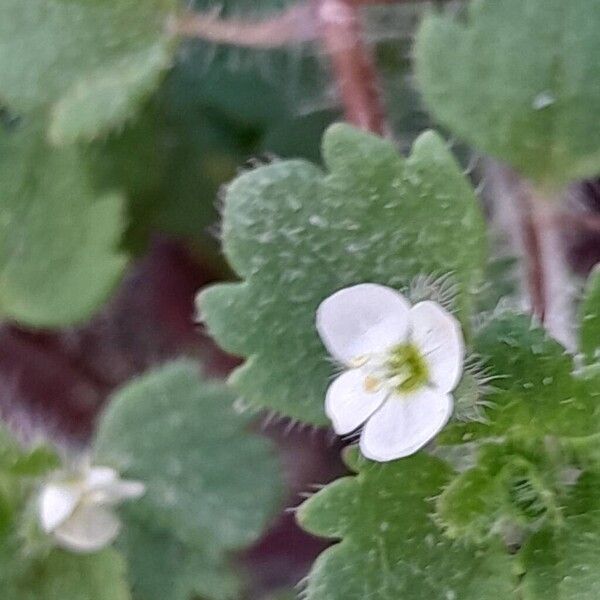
316, 284, 411, 364
409, 301, 464, 393
39, 483, 82, 533
326, 369, 388, 435
85, 466, 118, 490
359, 389, 453, 461
88, 480, 146, 505
52, 504, 121, 553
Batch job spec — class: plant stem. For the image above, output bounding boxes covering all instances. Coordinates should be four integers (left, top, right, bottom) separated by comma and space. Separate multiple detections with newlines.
315, 0, 389, 135
171, 4, 317, 47
517, 187, 547, 321
173, 0, 443, 49
487, 165, 574, 348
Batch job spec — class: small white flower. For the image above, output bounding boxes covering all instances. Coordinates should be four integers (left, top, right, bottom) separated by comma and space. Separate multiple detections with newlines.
39, 465, 145, 553
316, 283, 464, 462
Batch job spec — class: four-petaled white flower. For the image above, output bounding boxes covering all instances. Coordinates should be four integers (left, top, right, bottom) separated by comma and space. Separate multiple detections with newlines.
316, 283, 464, 462
39, 465, 145, 553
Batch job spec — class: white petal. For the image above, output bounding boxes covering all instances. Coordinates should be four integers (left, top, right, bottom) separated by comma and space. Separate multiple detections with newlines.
39, 483, 82, 533
409, 301, 464, 393
85, 466, 118, 490
359, 389, 453, 461
88, 480, 146, 505
52, 504, 121, 553
316, 284, 411, 364
326, 369, 388, 435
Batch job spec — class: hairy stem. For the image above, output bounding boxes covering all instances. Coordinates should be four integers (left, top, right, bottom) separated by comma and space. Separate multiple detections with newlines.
316, 0, 389, 135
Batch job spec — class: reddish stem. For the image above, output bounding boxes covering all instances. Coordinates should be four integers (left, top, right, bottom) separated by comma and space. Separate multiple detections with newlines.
172, 4, 317, 47
173, 0, 448, 49
316, 0, 389, 135
517, 190, 547, 321
558, 211, 600, 233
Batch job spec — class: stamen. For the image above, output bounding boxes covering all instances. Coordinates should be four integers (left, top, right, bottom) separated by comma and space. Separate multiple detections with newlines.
363, 375, 382, 393
350, 355, 369, 368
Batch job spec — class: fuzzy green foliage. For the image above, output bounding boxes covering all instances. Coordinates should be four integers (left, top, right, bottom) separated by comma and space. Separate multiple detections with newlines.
520, 473, 600, 599
93, 361, 282, 599
441, 312, 600, 444
436, 443, 564, 544
198, 123, 486, 425
297, 448, 516, 599
0, 120, 127, 327
579, 266, 600, 365
415, 0, 600, 188
0, 0, 178, 141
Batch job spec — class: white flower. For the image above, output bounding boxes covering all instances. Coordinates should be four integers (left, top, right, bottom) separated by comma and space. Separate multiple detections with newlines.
39, 465, 145, 553
316, 283, 464, 462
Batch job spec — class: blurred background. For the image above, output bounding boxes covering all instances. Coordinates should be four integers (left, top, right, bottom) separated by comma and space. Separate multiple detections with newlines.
3, 1, 600, 597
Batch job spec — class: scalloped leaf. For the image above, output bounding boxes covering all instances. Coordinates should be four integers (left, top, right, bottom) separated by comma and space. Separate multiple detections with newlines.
297, 449, 515, 599
0, 121, 127, 327
198, 123, 486, 425
415, 0, 600, 188
0, 0, 177, 141
93, 361, 282, 566
520, 472, 600, 599
440, 312, 600, 444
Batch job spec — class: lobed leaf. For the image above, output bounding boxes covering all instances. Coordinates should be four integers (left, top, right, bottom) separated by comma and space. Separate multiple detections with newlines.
297, 449, 516, 599
198, 123, 486, 425
93, 361, 283, 586
415, 0, 600, 188
0, 121, 127, 327
0, 0, 178, 141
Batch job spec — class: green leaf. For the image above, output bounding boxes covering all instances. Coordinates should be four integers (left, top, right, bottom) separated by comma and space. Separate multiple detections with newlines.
0, 0, 177, 141
0, 426, 60, 537
474, 255, 519, 314
49, 42, 172, 145
93, 360, 282, 552
435, 459, 505, 543
0, 121, 127, 327
415, 0, 600, 188
297, 449, 515, 599
1, 539, 131, 600
119, 519, 241, 600
440, 312, 600, 443
436, 443, 564, 544
520, 472, 600, 599
198, 123, 486, 425
579, 266, 600, 365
